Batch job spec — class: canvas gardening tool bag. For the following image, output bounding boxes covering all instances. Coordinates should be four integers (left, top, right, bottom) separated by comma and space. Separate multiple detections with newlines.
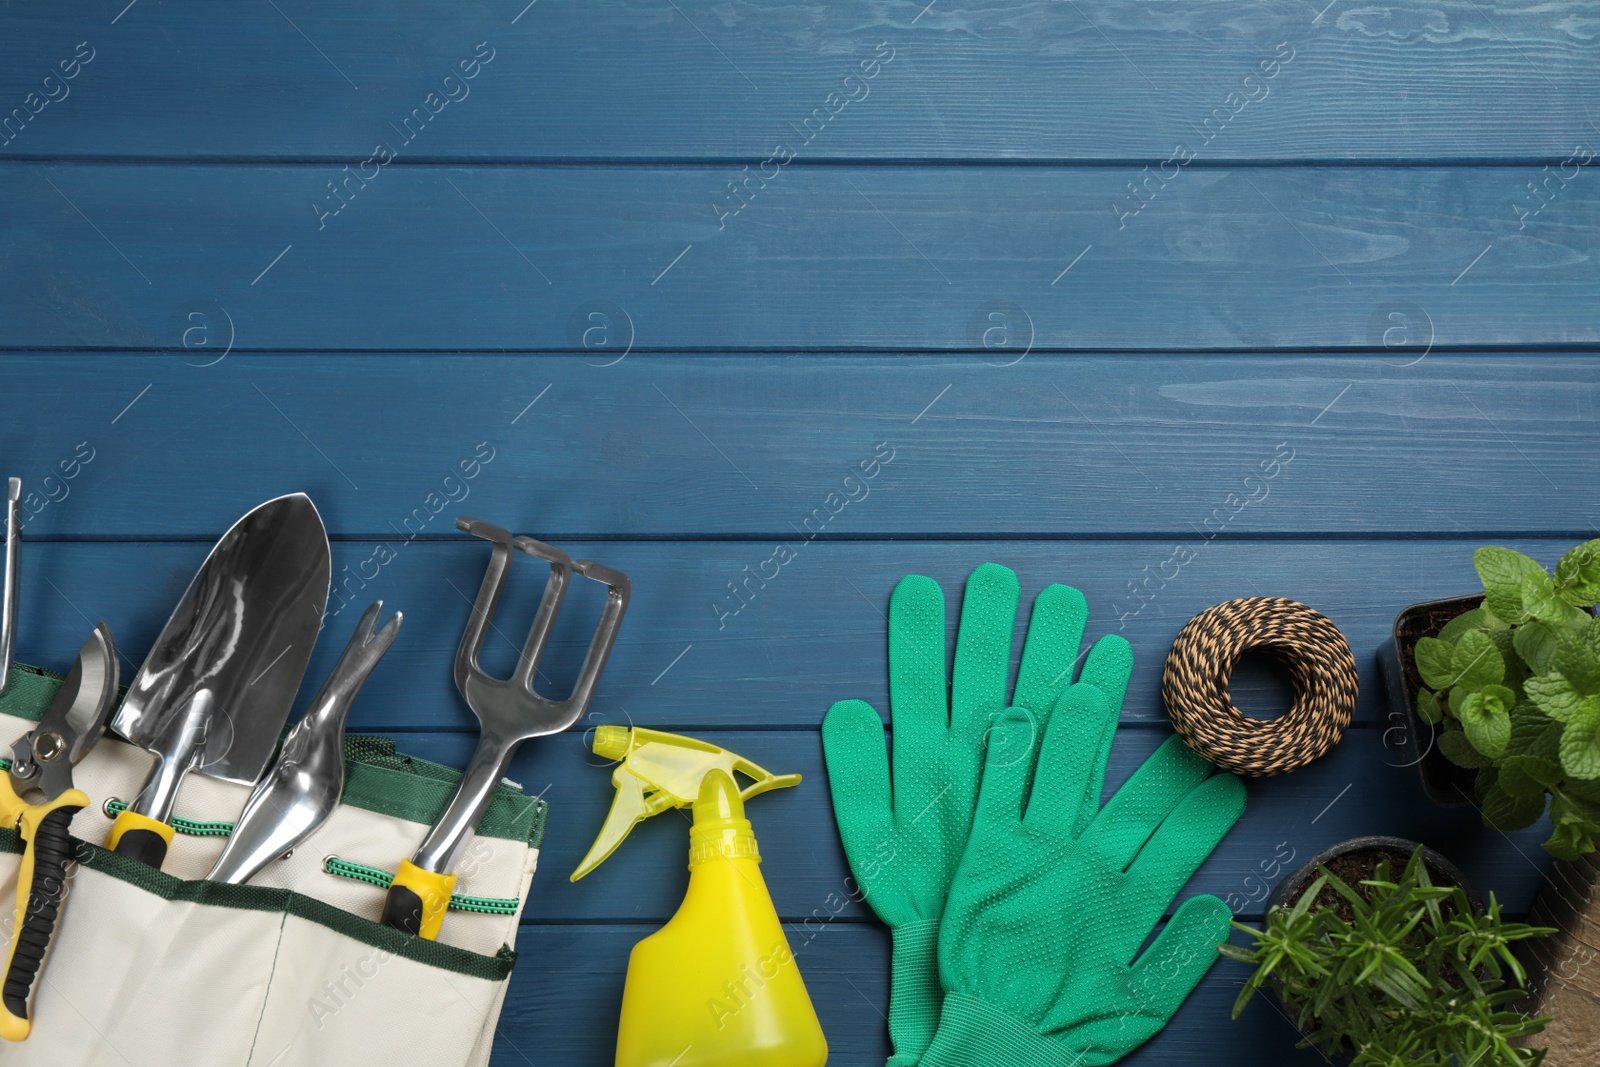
0, 664, 544, 1067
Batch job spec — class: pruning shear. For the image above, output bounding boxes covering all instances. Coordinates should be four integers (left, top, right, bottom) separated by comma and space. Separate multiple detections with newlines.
0, 623, 118, 1041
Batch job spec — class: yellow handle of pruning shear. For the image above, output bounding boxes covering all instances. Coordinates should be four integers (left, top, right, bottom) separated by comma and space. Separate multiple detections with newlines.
0, 779, 90, 1041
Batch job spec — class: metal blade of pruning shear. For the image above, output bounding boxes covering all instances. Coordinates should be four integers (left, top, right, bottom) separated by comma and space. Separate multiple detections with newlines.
9, 624, 119, 802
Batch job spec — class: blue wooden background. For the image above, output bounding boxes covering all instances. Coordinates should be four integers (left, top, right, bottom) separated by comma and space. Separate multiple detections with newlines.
4, 1, 1597, 1063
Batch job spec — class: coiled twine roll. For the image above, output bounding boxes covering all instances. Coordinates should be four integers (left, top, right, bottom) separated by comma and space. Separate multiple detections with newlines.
1162, 597, 1358, 777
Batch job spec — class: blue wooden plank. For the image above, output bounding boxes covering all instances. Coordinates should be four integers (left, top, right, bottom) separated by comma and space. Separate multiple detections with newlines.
3, 355, 1598, 540
9, 538, 1580, 732
2, 2, 1594, 163
3, 166, 1593, 350
494, 923, 1334, 1066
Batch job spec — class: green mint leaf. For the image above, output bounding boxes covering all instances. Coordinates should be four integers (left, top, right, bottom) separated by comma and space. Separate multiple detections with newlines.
1452, 630, 1505, 690
1414, 636, 1459, 689
1481, 782, 1545, 830
1523, 571, 1588, 625
1553, 633, 1600, 694
1475, 545, 1544, 622
1459, 690, 1512, 759
1416, 688, 1442, 725
1496, 761, 1543, 799
1526, 673, 1583, 723
1501, 754, 1563, 795
1563, 775, 1600, 805
1439, 727, 1492, 768
1553, 538, 1600, 606
1513, 620, 1559, 674
1555, 786, 1600, 827
1437, 607, 1488, 644
1489, 627, 1521, 682
1507, 703, 1564, 762
1559, 700, 1600, 779
1554, 795, 1600, 832
1543, 819, 1594, 861
1483, 684, 1515, 713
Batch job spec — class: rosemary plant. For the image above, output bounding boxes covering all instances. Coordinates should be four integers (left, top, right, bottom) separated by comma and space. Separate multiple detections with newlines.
1221, 846, 1554, 1066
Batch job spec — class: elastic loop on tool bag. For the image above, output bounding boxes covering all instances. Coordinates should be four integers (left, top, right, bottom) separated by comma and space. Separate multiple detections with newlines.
1162, 597, 1358, 777
102, 798, 235, 838
323, 856, 521, 916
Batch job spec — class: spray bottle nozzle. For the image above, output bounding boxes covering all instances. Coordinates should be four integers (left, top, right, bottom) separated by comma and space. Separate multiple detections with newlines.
592, 725, 631, 761
571, 726, 801, 882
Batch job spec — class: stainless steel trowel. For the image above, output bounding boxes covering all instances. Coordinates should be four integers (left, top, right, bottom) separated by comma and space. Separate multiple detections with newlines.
105, 493, 331, 868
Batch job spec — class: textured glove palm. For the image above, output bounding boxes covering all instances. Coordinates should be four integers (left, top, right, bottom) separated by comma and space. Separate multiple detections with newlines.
822, 563, 1132, 1067
924, 690, 1247, 1067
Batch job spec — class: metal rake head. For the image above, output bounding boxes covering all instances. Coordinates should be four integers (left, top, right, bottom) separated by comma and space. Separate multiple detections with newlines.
452, 517, 630, 742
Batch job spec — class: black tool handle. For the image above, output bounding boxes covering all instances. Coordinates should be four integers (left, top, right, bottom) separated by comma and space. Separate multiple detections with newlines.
110, 826, 169, 868
2, 804, 80, 1034
380, 884, 426, 936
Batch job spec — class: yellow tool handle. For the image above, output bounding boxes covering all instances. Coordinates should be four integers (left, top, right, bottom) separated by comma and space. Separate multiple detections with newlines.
380, 859, 456, 940
0, 787, 89, 1042
104, 809, 175, 869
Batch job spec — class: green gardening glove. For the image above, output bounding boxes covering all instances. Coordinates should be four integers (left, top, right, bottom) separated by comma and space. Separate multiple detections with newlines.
924, 688, 1247, 1067
822, 563, 1133, 1067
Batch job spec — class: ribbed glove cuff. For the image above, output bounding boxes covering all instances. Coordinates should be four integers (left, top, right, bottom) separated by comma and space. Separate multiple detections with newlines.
886, 919, 943, 1066
922, 993, 1085, 1067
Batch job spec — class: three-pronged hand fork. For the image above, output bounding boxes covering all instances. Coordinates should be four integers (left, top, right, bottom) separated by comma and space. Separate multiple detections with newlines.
381, 516, 630, 938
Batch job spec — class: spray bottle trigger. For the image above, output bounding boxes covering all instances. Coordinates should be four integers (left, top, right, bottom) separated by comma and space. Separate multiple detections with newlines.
570, 726, 803, 883
571, 770, 670, 881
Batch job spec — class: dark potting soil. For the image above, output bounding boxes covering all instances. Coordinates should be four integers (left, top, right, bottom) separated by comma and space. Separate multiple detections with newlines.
1394, 598, 1478, 646
1295, 848, 1456, 924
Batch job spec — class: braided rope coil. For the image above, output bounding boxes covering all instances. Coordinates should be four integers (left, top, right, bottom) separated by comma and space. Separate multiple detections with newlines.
1162, 597, 1358, 777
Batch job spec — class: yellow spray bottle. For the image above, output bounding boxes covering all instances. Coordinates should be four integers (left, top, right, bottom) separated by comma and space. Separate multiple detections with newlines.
573, 725, 828, 1067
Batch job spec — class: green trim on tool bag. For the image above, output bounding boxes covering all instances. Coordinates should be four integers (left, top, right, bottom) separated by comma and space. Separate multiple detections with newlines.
0, 662, 71, 717
323, 856, 521, 916
340, 735, 547, 848
0, 828, 517, 982
0, 663, 547, 848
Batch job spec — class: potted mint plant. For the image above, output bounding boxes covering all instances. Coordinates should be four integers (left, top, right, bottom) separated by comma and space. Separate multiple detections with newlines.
1381, 592, 1484, 805
1222, 843, 1553, 1065
1384, 540, 1600, 859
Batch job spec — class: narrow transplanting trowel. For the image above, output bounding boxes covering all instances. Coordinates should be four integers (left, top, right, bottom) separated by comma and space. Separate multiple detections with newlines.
105, 493, 331, 868
206, 601, 401, 885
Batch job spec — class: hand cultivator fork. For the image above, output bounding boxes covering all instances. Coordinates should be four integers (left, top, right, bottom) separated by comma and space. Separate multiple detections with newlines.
381, 516, 630, 938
